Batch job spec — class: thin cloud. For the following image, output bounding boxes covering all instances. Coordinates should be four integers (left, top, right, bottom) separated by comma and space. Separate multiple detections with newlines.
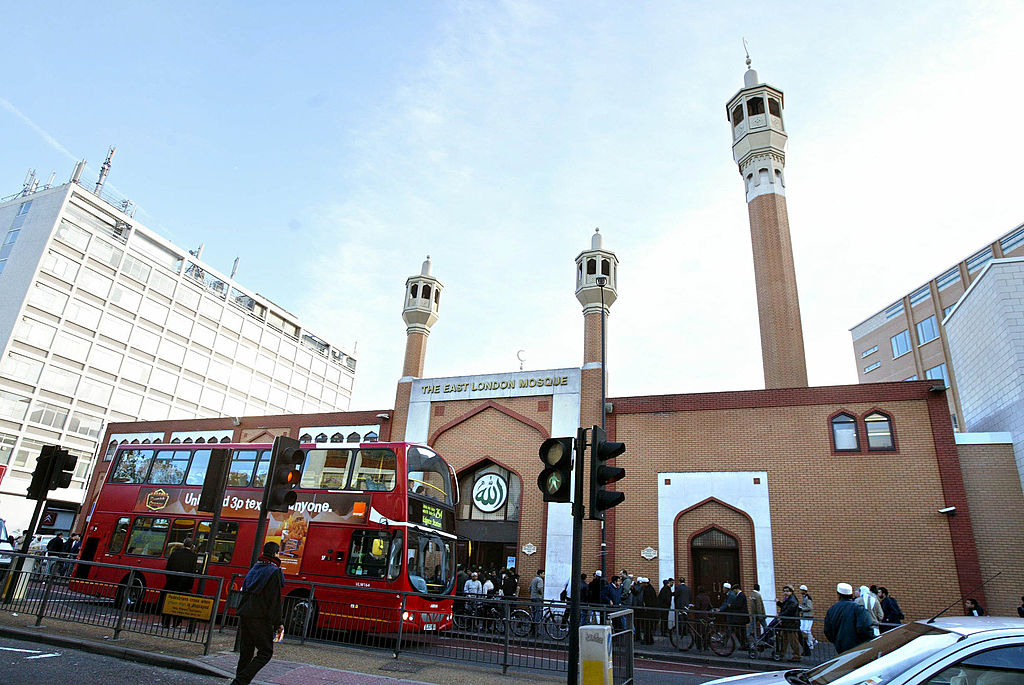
0, 97, 78, 162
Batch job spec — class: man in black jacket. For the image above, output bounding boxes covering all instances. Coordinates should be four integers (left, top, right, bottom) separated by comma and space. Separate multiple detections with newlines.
824, 582, 874, 655
232, 541, 285, 685
161, 538, 197, 629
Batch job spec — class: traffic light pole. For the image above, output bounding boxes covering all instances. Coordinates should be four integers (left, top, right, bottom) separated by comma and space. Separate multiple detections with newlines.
566, 425, 587, 685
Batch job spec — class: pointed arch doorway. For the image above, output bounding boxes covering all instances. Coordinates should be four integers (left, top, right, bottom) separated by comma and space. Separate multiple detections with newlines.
691, 528, 739, 607
455, 460, 521, 571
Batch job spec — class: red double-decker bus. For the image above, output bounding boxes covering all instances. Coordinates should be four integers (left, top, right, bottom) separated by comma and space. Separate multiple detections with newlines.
74, 440, 458, 632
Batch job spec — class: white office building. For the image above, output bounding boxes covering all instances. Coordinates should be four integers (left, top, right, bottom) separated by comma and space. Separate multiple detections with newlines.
0, 179, 357, 532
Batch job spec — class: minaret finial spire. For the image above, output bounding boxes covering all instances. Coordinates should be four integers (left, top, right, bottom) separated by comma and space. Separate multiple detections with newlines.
743, 37, 751, 69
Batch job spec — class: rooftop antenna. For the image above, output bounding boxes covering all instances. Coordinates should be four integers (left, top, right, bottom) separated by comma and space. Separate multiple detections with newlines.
21, 169, 36, 196
743, 37, 751, 69
94, 145, 116, 195
230, 257, 239, 279
44, 172, 55, 189
70, 160, 86, 184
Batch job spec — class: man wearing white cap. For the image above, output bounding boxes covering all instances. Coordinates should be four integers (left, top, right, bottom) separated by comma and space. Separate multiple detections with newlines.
798, 585, 816, 653
824, 582, 874, 655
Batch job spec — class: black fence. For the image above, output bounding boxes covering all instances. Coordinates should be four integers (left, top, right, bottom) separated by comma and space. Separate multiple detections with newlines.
219, 575, 633, 679
0, 552, 224, 654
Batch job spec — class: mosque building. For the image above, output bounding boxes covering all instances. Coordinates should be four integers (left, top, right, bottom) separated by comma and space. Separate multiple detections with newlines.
81, 61, 1024, 617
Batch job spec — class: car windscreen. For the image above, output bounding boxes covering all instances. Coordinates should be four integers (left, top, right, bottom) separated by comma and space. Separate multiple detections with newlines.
805, 622, 963, 685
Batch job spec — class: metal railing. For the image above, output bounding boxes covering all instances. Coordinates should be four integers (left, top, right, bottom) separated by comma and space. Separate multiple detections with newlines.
0, 552, 224, 655
218, 576, 633, 677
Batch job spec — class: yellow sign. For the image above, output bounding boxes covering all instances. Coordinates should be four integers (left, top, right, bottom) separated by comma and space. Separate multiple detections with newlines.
163, 593, 215, 620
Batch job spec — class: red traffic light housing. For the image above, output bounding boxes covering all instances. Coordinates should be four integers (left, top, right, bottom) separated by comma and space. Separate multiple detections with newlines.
588, 426, 625, 520
266, 436, 304, 512
537, 436, 574, 503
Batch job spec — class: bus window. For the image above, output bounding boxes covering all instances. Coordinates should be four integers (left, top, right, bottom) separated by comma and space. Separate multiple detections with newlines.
110, 449, 156, 484
351, 449, 397, 492
253, 450, 271, 488
108, 517, 131, 554
227, 449, 260, 487
407, 446, 453, 506
125, 517, 171, 556
387, 531, 403, 581
185, 450, 211, 485
164, 518, 196, 556
409, 530, 453, 594
347, 530, 391, 579
196, 521, 239, 563
301, 449, 351, 489
149, 449, 191, 485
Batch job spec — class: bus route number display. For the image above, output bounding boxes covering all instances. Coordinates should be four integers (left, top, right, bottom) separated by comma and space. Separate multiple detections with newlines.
409, 499, 449, 530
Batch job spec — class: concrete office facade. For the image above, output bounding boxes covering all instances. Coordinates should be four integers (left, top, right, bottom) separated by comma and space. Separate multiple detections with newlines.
0, 182, 357, 533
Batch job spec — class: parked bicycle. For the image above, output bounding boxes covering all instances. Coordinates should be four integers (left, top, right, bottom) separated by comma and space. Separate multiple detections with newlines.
507, 603, 569, 641
670, 611, 735, 655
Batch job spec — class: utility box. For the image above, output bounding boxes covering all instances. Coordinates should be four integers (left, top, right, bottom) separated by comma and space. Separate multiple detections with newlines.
579, 624, 613, 685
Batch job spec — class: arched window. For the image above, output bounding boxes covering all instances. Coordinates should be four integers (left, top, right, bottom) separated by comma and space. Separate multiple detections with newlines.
422, 284, 431, 300
410, 284, 418, 299
434, 290, 440, 306
220, 436, 231, 443
141, 438, 151, 444
601, 259, 610, 276
170, 437, 181, 444
315, 432, 328, 443
768, 98, 782, 117
347, 431, 361, 443
330, 432, 344, 443
364, 431, 378, 442
865, 412, 895, 451
747, 97, 765, 116
587, 258, 597, 275
183, 437, 193, 444
130, 439, 140, 444
299, 433, 312, 443
195, 437, 206, 444
830, 413, 859, 452
692, 528, 738, 548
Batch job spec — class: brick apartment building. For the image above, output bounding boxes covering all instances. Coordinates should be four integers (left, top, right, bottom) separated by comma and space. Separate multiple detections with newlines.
79, 63, 1024, 618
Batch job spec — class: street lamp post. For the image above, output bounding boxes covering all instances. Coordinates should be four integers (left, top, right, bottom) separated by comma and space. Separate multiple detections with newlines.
595, 274, 608, 577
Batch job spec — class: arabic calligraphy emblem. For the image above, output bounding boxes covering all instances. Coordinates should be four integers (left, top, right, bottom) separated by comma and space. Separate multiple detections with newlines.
471, 473, 508, 513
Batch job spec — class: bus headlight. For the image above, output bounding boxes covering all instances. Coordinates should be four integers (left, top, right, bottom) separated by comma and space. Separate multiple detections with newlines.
402, 611, 413, 622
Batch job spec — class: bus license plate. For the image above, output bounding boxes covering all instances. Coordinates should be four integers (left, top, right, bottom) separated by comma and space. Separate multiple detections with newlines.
423, 623, 436, 631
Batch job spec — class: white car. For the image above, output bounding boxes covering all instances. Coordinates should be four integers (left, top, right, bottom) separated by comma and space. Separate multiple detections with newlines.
705, 617, 1024, 685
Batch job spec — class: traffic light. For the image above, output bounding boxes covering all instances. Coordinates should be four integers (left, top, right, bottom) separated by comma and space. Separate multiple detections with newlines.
49, 447, 77, 490
588, 426, 625, 520
27, 445, 56, 500
266, 436, 304, 512
537, 436, 574, 502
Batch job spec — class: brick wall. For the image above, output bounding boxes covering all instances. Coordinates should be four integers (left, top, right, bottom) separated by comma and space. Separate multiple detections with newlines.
957, 442, 1024, 617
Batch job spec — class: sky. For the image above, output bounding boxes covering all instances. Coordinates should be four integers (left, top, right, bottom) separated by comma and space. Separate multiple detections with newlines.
2, 1, 1023, 411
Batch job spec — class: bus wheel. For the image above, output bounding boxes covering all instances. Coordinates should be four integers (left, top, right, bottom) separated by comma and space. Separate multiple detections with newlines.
115, 574, 145, 611
285, 595, 317, 637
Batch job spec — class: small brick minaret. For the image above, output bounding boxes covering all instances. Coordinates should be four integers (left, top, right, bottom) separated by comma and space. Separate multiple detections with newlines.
576, 229, 618, 428
391, 256, 443, 440
727, 57, 808, 389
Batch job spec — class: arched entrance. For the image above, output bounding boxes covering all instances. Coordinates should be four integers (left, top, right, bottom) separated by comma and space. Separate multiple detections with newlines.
455, 461, 521, 572
691, 528, 739, 607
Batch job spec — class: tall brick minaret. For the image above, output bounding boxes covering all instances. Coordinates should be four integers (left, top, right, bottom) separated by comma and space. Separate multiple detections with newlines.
576, 229, 618, 430
727, 57, 808, 389
391, 256, 443, 440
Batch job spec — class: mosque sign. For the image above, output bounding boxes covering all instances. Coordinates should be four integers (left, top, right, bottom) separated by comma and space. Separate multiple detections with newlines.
411, 368, 580, 402
472, 473, 508, 513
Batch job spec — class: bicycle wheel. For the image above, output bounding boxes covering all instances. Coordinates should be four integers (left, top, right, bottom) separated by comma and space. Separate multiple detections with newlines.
710, 629, 735, 656
670, 624, 694, 651
509, 609, 533, 637
544, 611, 569, 641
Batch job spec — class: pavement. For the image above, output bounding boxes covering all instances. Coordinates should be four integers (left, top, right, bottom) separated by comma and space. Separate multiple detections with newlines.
0, 609, 787, 684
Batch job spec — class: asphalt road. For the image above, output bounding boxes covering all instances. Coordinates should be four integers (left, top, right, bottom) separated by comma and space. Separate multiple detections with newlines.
0, 636, 225, 685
